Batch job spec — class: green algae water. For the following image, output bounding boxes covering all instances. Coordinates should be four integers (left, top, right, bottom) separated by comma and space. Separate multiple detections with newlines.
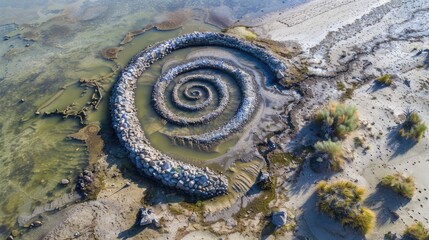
0, 0, 306, 237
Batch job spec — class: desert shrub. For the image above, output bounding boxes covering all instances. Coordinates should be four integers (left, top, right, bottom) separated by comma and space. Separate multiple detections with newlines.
341, 87, 355, 100
342, 207, 376, 235
224, 26, 257, 41
314, 102, 359, 138
353, 137, 364, 147
399, 110, 427, 141
376, 74, 393, 85
316, 181, 375, 234
381, 173, 415, 198
404, 221, 429, 240
337, 82, 346, 91
314, 140, 344, 171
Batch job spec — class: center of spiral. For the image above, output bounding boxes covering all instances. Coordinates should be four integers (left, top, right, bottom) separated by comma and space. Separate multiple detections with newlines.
171, 74, 223, 112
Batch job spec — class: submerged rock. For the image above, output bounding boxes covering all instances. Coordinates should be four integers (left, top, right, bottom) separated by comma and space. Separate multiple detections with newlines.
154, 9, 189, 30
61, 179, 70, 185
100, 47, 120, 60
29, 220, 43, 228
205, 6, 236, 29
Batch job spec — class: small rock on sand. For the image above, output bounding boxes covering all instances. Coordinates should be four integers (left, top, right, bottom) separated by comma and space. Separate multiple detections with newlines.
189, 212, 197, 222
139, 207, 156, 226
226, 218, 237, 227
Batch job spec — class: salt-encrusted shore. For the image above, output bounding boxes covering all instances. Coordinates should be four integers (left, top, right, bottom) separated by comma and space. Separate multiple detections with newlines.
252, 0, 429, 239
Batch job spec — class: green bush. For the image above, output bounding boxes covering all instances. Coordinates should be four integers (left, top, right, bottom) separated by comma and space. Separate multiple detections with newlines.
337, 82, 346, 91
341, 87, 355, 100
315, 102, 359, 138
314, 140, 344, 171
404, 221, 429, 240
316, 181, 375, 234
399, 110, 427, 141
342, 207, 376, 235
376, 74, 393, 85
381, 173, 415, 198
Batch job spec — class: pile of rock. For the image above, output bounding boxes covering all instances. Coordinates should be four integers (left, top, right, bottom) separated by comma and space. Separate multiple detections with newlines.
76, 170, 94, 197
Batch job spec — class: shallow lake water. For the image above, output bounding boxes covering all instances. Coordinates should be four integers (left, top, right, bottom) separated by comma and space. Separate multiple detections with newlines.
0, 0, 306, 236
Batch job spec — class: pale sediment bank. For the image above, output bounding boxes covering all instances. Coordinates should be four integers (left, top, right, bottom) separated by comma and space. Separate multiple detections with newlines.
252, 0, 391, 49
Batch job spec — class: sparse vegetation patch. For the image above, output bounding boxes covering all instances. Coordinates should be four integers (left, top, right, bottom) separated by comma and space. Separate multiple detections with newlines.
316, 181, 375, 234
314, 102, 359, 139
404, 221, 429, 240
340, 86, 355, 101
337, 82, 346, 91
267, 151, 301, 167
376, 74, 393, 86
236, 176, 277, 218
313, 140, 344, 172
399, 110, 427, 141
381, 173, 415, 199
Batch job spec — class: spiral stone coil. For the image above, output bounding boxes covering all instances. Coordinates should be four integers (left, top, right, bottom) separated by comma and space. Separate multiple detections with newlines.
111, 32, 287, 198
171, 74, 225, 112
152, 57, 259, 147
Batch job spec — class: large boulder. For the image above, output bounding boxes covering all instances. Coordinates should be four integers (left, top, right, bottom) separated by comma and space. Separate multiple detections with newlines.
271, 211, 287, 227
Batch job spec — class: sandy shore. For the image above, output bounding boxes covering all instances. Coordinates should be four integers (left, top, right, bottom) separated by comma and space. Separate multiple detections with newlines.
253, 0, 429, 239
253, 0, 390, 49
18, 0, 429, 239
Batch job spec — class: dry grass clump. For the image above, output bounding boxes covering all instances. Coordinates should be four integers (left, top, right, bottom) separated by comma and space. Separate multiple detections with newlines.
376, 74, 393, 86
399, 110, 427, 141
316, 181, 375, 234
381, 173, 415, 199
314, 140, 344, 171
314, 102, 359, 139
223, 26, 257, 41
404, 221, 429, 240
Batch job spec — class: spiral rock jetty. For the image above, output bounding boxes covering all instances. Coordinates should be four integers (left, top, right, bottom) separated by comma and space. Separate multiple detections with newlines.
111, 32, 287, 198
152, 57, 259, 146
